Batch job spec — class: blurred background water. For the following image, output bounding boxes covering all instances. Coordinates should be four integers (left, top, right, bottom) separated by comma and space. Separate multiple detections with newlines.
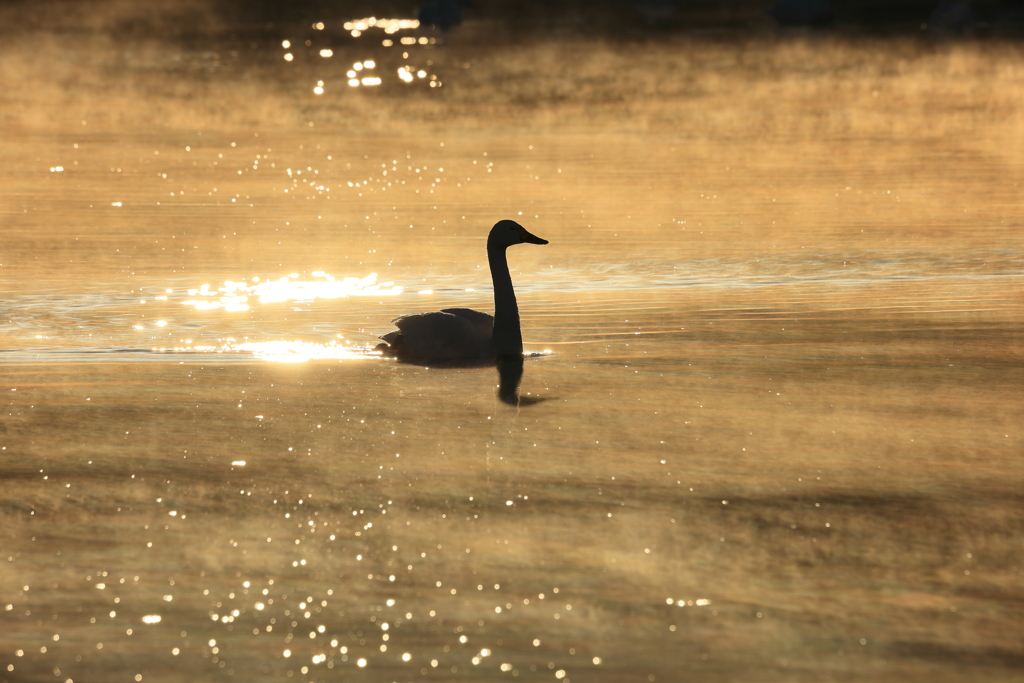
1, 1, 1023, 682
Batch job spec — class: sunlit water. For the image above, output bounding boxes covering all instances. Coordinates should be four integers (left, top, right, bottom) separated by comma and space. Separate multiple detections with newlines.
2, 5, 1024, 683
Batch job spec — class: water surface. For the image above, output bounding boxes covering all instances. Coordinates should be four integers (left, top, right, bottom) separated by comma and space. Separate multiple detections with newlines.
2, 7, 1023, 683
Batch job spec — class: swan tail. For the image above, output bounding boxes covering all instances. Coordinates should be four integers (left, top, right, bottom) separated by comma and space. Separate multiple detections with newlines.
375, 332, 406, 358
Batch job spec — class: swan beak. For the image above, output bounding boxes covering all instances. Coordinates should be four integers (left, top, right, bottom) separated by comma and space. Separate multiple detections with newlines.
518, 226, 549, 245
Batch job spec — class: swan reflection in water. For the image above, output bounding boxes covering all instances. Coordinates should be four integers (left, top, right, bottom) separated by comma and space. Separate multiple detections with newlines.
496, 355, 527, 406
376, 219, 549, 405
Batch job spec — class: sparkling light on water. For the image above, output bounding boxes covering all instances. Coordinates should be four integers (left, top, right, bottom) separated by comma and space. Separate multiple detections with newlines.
180, 272, 402, 312
343, 17, 420, 36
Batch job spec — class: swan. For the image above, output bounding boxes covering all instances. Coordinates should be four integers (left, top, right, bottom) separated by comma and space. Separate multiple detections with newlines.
377, 219, 548, 362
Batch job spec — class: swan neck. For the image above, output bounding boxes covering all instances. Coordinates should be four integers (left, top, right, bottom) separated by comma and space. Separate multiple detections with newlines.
488, 244, 522, 357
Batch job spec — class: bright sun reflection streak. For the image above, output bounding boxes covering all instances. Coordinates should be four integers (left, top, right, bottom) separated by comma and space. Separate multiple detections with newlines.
160, 271, 401, 362
230, 339, 377, 363
343, 17, 419, 34
180, 272, 402, 311
156, 336, 381, 363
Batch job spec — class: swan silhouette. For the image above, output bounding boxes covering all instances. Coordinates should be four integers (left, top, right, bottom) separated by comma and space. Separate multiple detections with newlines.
377, 220, 548, 362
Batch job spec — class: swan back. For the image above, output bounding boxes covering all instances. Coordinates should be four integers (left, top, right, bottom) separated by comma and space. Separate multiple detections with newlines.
392, 310, 492, 360
440, 308, 494, 340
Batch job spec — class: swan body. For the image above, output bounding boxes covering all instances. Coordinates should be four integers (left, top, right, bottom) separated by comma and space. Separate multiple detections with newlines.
378, 220, 548, 362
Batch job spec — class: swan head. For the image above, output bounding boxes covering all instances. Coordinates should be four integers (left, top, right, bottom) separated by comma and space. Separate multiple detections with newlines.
488, 219, 548, 250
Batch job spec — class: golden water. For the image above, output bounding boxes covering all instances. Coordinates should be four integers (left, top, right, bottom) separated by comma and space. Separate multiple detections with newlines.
2, 5, 1023, 682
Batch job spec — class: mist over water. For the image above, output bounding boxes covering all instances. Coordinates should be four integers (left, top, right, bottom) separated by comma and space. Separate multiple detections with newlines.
2, 2, 1023, 682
